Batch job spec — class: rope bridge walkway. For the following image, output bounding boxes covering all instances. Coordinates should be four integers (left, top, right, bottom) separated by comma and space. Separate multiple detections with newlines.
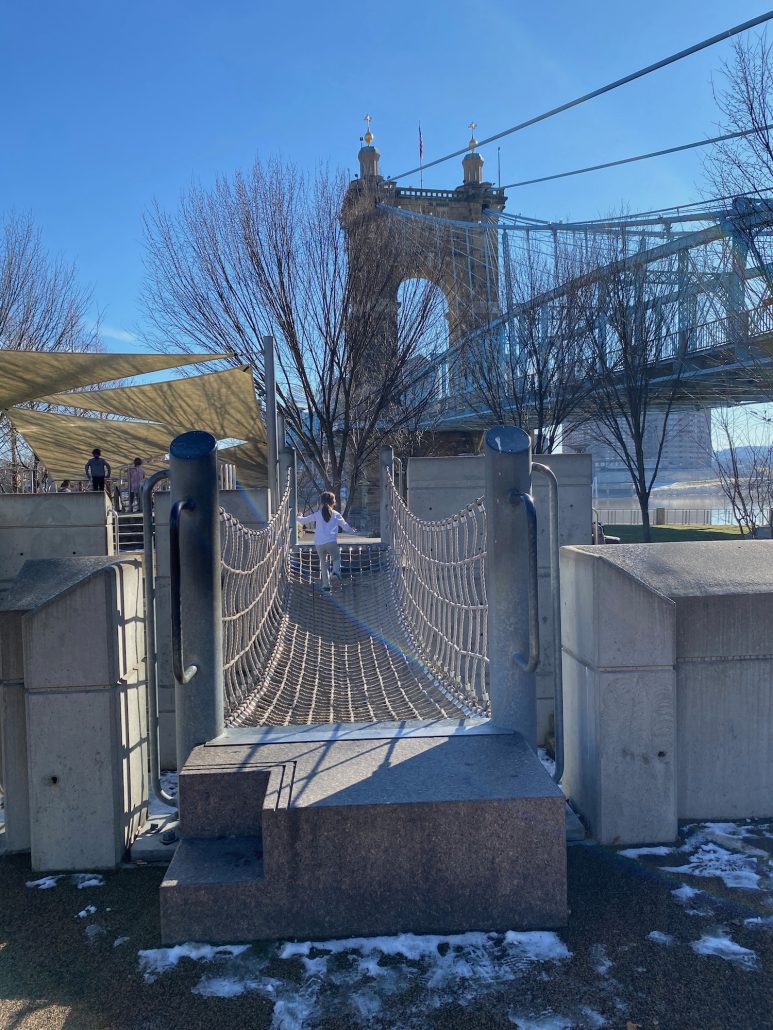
217, 475, 489, 727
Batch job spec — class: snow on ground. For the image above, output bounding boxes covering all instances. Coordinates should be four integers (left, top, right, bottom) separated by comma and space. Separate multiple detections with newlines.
77, 905, 97, 919
138, 930, 574, 1028
647, 931, 675, 945
690, 932, 758, 968
619, 820, 772, 893
148, 771, 178, 816
26, 872, 106, 890
537, 747, 556, 778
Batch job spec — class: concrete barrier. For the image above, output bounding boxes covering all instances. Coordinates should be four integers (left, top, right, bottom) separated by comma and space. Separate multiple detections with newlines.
0, 555, 148, 868
0, 492, 114, 596
561, 541, 773, 844
406, 453, 592, 743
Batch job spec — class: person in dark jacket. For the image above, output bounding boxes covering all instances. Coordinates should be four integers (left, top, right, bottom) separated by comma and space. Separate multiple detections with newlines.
85, 448, 111, 492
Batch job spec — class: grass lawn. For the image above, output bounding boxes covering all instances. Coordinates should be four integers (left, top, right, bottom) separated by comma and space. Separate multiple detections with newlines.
605, 523, 745, 543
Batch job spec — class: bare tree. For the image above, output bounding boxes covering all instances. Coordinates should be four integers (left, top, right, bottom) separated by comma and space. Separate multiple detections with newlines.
0, 212, 97, 489
578, 234, 689, 541
457, 236, 592, 452
713, 406, 773, 536
142, 160, 449, 513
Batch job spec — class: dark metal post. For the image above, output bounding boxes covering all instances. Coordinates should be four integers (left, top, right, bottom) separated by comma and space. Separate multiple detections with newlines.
379, 445, 394, 541
485, 425, 538, 744
169, 431, 224, 768
263, 335, 279, 512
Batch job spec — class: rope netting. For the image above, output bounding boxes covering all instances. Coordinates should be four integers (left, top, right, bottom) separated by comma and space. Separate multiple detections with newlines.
219, 479, 291, 722
383, 471, 489, 713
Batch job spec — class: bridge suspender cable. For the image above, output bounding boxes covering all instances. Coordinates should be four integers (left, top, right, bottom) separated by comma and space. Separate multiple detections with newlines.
390, 11, 773, 182
500, 124, 773, 190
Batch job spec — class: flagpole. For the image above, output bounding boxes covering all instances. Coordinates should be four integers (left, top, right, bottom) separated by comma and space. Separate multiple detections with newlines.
419, 121, 423, 189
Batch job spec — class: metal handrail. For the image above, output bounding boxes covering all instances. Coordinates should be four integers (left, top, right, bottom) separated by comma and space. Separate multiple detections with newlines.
533, 463, 564, 784
509, 490, 540, 674
169, 498, 199, 686
141, 470, 174, 807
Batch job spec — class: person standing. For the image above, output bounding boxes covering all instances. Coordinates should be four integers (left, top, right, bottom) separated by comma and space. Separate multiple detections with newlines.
297, 492, 357, 591
85, 448, 111, 492
128, 457, 145, 512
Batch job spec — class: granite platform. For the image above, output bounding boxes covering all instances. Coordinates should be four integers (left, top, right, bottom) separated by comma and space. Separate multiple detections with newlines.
160, 720, 568, 944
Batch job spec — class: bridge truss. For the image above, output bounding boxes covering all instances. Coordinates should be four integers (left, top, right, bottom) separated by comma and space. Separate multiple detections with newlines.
383, 195, 773, 421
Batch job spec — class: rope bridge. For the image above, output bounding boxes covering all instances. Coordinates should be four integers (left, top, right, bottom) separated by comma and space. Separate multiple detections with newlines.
383, 471, 488, 714
217, 479, 490, 726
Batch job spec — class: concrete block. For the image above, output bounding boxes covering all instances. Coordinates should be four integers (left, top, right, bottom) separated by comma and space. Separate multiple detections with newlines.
677, 658, 773, 819
562, 542, 773, 839
161, 729, 567, 942
0, 679, 30, 852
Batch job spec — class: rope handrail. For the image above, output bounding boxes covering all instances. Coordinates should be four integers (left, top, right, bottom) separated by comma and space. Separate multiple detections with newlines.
383, 470, 489, 713
219, 475, 292, 721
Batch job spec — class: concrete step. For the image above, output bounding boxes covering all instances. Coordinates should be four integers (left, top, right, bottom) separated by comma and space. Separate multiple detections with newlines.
160, 723, 568, 943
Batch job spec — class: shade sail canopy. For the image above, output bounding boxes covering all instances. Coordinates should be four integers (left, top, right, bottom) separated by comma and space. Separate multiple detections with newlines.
0, 352, 220, 410
7, 408, 176, 480
218, 442, 269, 487
42, 366, 267, 447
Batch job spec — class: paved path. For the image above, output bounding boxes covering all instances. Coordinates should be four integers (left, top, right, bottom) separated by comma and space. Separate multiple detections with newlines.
233, 546, 466, 727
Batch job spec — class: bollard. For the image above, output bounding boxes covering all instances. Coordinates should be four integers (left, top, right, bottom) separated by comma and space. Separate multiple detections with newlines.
379, 445, 394, 541
484, 425, 538, 745
169, 431, 224, 769
263, 335, 279, 513
279, 445, 298, 548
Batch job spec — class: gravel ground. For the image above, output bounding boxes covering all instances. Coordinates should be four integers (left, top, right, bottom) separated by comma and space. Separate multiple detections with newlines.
1, 822, 772, 1029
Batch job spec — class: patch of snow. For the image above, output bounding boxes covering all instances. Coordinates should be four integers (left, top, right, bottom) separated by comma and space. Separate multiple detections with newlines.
113, 936, 130, 948
662, 842, 762, 890
589, 943, 612, 976
647, 931, 675, 945
85, 924, 106, 942
25, 875, 61, 890
672, 884, 701, 901
270, 992, 318, 1030
73, 873, 105, 889
691, 932, 757, 968
702, 822, 748, 838
537, 747, 556, 778
578, 1007, 607, 1027
618, 845, 676, 858
193, 974, 280, 999
744, 915, 773, 929
503, 931, 571, 962
149, 772, 178, 816
76, 905, 97, 919
137, 942, 250, 983
509, 1014, 573, 1029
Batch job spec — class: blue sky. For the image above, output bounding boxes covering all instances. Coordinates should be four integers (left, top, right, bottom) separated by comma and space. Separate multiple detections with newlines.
2, 1, 771, 351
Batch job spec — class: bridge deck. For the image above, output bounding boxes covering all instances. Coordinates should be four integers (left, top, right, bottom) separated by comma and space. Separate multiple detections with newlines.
231, 546, 466, 726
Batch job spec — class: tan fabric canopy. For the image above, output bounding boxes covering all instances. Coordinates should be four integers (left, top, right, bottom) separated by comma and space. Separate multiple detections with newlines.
9, 407, 268, 487
6, 408, 177, 481
42, 366, 266, 447
0, 352, 218, 410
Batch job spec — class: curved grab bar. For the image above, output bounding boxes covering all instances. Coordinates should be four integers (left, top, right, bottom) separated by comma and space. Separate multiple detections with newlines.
170, 498, 199, 685
533, 463, 564, 784
142, 470, 176, 806
509, 490, 540, 674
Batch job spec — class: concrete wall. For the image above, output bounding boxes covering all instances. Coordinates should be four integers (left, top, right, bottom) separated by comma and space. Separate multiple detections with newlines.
0, 493, 114, 596
153, 488, 269, 768
0, 555, 148, 868
561, 541, 773, 844
406, 452, 592, 743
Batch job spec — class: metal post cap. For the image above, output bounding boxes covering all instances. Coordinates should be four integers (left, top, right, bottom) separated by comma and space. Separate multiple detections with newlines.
484, 425, 530, 455
169, 430, 218, 460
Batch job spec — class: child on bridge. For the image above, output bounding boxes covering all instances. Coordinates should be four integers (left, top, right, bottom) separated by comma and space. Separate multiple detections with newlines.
297, 492, 357, 591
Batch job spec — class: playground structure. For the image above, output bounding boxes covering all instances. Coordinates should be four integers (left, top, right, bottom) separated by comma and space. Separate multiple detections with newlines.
0, 423, 772, 943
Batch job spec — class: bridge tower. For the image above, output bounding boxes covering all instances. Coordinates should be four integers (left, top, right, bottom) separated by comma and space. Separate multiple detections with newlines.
343, 121, 507, 348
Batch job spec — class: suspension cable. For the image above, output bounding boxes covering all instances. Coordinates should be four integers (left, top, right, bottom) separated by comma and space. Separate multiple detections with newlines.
390, 11, 773, 182
501, 124, 773, 190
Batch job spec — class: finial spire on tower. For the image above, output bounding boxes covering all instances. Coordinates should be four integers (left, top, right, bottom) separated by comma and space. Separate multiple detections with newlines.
467, 122, 478, 151
363, 113, 374, 146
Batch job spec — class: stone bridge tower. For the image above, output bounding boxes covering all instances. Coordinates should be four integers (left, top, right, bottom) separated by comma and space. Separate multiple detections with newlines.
342, 122, 507, 349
